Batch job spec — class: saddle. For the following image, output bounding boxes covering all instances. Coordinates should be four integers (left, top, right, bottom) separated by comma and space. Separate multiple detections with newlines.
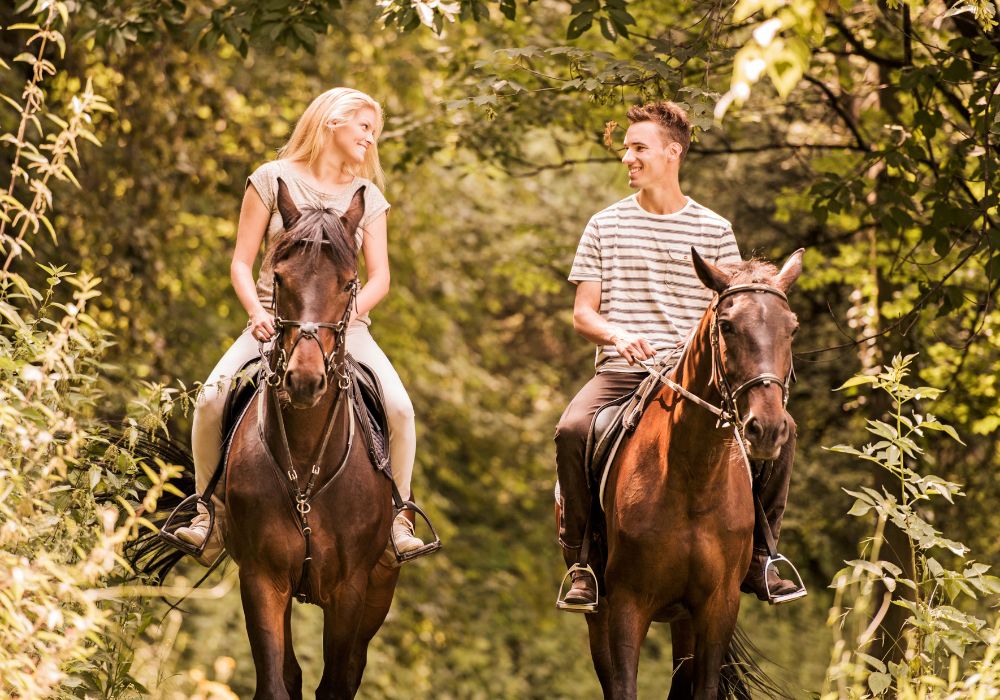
585, 369, 666, 511
215, 356, 390, 478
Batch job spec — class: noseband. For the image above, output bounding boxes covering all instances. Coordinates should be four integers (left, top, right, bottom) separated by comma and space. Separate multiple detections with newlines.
262, 277, 360, 390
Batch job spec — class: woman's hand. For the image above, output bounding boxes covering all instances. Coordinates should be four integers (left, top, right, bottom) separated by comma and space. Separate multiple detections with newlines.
249, 309, 276, 342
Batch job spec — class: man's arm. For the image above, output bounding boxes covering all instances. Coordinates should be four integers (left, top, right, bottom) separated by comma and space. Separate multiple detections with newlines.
573, 281, 655, 366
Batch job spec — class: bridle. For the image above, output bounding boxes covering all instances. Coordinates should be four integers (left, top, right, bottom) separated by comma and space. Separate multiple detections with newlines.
709, 284, 794, 427
256, 272, 361, 602
645, 283, 795, 458
261, 276, 360, 390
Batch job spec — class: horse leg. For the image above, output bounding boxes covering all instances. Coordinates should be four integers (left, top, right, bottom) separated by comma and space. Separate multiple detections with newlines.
607, 592, 653, 700
241, 570, 293, 700
282, 599, 303, 700
667, 618, 695, 700
691, 592, 739, 700
348, 561, 399, 690
315, 575, 368, 700
586, 607, 615, 699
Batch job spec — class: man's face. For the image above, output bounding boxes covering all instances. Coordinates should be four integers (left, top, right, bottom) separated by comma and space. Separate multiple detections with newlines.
622, 121, 680, 189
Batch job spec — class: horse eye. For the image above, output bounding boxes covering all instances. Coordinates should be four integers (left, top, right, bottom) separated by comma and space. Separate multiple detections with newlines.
718, 319, 734, 334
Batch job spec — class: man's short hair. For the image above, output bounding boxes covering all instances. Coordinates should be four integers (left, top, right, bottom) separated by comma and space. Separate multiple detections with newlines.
626, 101, 692, 159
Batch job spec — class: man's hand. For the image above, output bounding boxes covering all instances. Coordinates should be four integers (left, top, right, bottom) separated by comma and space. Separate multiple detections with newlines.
609, 329, 656, 366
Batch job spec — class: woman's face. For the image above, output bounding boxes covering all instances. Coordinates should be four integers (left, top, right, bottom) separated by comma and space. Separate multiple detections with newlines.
329, 106, 377, 165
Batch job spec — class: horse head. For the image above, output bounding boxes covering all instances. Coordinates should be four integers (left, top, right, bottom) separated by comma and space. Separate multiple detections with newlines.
268, 177, 366, 408
691, 247, 804, 460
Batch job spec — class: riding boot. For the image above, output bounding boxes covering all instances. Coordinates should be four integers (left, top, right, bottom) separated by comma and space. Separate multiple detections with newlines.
557, 543, 598, 613
391, 509, 425, 553
173, 502, 225, 566
380, 508, 426, 568
741, 549, 799, 601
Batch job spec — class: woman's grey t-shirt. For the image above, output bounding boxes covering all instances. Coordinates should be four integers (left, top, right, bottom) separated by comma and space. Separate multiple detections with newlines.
247, 159, 391, 325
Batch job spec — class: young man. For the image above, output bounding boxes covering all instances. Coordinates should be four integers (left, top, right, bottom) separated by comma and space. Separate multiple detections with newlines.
555, 100, 802, 611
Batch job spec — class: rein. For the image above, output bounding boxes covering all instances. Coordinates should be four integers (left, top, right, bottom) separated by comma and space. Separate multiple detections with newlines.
257, 274, 361, 602
641, 283, 795, 483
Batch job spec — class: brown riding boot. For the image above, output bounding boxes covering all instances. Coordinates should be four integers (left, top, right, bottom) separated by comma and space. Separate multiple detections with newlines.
741, 550, 800, 602
557, 542, 599, 613
563, 569, 598, 608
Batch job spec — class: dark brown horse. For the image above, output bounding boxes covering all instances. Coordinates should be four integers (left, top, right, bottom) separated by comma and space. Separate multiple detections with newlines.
577, 249, 803, 699
223, 181, 399, 699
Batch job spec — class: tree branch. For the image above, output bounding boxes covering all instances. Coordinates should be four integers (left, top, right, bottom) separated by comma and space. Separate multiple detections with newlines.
828, 15, 908, 68
803, 75, 870, 152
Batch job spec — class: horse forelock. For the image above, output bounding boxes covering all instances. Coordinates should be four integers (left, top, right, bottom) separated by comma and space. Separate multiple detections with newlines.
718, 258, 779, 287
265, 207, 357, 274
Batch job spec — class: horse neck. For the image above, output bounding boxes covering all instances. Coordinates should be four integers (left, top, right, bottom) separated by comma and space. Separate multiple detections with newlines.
666, 307, 723, 437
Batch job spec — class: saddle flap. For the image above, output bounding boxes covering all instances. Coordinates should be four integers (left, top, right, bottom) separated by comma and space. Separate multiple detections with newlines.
347, 354, 391, 475
588, 368, 674, 512
222, 357, 262, 442
586, 392, 635, 487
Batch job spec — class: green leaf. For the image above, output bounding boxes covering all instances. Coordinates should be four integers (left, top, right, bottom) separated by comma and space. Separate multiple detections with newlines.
566, 11, 594, 39
868, 671, 892, 695
835, 374, 877, 390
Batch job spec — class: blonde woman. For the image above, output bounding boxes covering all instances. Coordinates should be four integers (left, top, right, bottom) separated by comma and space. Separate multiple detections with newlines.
176, 88, 423, 562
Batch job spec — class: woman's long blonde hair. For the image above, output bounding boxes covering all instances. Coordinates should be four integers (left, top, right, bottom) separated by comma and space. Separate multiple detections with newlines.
278, 88, 385, 190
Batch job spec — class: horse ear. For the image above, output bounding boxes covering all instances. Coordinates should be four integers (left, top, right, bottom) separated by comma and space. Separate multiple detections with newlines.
773, 248, 805, 292
276, 178, 301, 230
341, 186, 367, 236
691, 246, 731, 293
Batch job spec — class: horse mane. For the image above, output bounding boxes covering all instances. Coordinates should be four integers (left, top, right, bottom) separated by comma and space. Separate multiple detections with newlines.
718, 257, 779, 286
264, 206, 358, 272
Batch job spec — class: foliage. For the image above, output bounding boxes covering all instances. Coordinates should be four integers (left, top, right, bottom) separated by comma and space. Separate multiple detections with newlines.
823, 355, 1000, 698
0, 3, 181, 697
0, 0, 997, 695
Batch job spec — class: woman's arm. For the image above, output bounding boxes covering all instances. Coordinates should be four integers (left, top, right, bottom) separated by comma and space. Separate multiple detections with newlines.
353, 211, 390, 319
230, 185, 276, 340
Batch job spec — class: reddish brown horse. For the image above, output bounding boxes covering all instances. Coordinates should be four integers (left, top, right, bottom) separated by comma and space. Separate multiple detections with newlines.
576, 249, 803, 699
223, 181, 399, 699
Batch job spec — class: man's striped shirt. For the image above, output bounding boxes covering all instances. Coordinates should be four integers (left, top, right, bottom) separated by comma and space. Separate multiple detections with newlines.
569, 194, 741, 372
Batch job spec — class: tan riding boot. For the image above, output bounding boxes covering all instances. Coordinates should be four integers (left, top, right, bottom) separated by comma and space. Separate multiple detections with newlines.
380, 510, 425, 567
392, 510, 425, 553
173, 503, 225, 566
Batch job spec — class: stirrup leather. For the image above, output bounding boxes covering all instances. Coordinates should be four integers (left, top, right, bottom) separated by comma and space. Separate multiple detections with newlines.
763, 553, 807, 605
556, 563, 599, 613
158, 494, 215, 558
390, 501, 443, 563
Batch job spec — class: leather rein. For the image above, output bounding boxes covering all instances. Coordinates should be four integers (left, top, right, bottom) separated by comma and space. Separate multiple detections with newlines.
643, 283, 795, 480
256, 275, 360, 602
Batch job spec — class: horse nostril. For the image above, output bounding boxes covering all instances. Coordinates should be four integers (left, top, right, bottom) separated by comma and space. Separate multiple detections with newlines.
745, 416, 763, 441
777, 418, 790, 444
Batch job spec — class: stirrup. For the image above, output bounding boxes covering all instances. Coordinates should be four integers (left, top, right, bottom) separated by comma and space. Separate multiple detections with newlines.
555, 563, 599, 614
390, 501, 443, 563
764, 553, 808, 605
158, 494, 215, 558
